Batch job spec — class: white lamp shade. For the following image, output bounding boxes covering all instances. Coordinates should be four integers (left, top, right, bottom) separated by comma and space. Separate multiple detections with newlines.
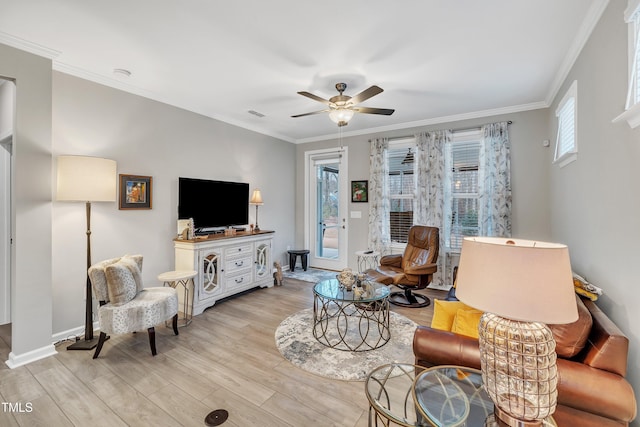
250, 189, 263, 205
56, 155, 117, 202
455, 237, 578, 324
329, 108, 354, 124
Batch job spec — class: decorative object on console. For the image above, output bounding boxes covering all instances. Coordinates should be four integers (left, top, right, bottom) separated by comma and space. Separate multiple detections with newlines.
455, 237, 578, 427
56, 155, 117, 351
250, 189, 263, 232
119, 174, 152, 209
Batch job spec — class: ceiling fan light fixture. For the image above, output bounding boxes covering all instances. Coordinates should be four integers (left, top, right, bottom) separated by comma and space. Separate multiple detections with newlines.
329, 108, 354, 126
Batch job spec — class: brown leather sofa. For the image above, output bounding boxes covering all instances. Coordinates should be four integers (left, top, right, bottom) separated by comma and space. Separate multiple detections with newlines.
413, 297, 637, 426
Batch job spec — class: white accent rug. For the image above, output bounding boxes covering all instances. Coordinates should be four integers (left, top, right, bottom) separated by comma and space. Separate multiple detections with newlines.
275, 308, 417, 381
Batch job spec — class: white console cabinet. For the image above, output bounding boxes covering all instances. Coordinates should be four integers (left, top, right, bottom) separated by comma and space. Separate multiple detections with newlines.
174, 230, 274, 315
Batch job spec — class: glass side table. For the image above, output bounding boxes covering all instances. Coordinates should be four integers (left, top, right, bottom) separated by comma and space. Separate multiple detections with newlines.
412, 365, 557, 427
365, 363, 428, 427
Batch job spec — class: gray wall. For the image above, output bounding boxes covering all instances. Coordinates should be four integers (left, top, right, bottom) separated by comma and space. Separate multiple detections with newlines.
0, 43, 54, 361
295, 109, 552, 273
52, 72, 296, 335
549, 1, 639, 418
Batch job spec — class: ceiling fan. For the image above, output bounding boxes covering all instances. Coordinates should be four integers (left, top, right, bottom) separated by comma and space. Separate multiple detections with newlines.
292, 82, 395, 127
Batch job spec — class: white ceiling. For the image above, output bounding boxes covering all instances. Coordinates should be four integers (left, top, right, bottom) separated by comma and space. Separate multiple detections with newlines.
0, 0, 607, 143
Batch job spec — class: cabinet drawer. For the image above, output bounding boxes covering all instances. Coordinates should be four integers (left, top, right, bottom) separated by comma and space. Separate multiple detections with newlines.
225, 255, 252, 274
225, 244, 252, 258
225, 271, 252, 289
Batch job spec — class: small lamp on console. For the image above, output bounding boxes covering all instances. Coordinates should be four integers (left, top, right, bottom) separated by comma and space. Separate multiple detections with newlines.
250, 189, 263, 232
57, 155, 117, 350
455, 237, 578, 426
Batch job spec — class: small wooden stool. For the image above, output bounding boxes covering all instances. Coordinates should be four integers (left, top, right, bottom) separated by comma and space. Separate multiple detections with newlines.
158, 270, 197, 327
287, 249, 310, 271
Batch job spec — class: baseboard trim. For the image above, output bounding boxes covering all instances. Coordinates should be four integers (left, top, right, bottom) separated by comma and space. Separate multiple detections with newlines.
5, 344, 57, 369
51, 321, 100, 344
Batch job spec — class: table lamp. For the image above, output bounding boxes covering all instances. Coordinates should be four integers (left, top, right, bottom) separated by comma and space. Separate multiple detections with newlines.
250, 189, 263, 232
455, 237, 578, 426
56, 155, 117, 350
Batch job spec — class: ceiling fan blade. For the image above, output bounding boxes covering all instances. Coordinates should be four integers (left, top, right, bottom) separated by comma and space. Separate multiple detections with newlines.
297, 91, 332, 105
348, 85, 384, 105
353, 107, 395, 115
291, 109, 330, 118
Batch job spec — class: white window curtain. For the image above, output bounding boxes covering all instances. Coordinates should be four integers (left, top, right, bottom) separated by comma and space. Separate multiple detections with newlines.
478, 121, 512, 237
368, 137, 391, 254
415, 129, 450, 287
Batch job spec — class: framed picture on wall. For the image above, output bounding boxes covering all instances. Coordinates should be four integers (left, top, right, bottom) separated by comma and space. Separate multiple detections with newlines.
119, 174, 152, 210
351, 180, 368, 203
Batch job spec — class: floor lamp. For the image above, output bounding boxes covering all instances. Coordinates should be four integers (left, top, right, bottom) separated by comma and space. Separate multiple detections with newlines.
56, 155, 117, 351
455, 237, 578, 426
250, 189, 263, 232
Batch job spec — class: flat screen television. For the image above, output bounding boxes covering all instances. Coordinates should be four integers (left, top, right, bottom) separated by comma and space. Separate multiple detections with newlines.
178, 177, 249, 232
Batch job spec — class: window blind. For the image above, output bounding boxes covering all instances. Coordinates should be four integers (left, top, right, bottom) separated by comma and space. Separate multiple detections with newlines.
448, 141, 480, 250
388, 146, 414, 243
556, 97, 576, 159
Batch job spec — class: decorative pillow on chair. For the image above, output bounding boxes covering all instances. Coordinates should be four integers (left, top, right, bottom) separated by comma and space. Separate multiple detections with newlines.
120, 254, 144, 293
105, 257, 143, 305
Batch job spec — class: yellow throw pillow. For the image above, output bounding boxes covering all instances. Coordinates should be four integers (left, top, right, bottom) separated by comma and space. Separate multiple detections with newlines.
431, 300, 472, 331
451, 308, 484, 339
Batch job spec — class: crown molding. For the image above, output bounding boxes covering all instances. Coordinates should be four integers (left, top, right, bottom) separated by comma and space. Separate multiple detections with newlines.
0, 31, 60, 59
295, 101, 547, 144
545, 0, 610, 106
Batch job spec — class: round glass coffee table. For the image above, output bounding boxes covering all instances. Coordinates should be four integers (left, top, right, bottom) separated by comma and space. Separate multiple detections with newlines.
313, 278, 390, 352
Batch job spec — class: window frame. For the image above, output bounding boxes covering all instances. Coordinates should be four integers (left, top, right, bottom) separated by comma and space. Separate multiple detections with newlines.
444, 130, 482, 251
387, 137, 416, 246
554, 80, 578, 168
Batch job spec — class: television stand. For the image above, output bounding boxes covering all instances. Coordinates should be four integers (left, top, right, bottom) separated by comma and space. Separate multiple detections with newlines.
174, 230, 275, 315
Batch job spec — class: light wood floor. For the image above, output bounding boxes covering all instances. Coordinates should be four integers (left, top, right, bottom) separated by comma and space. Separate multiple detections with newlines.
0, 278, 445, 427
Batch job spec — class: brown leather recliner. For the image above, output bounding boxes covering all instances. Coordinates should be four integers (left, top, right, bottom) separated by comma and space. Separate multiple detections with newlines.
366, 225, 439, 307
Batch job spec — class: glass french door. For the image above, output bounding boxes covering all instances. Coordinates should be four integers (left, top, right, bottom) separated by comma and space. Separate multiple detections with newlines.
306, 149, 348, 270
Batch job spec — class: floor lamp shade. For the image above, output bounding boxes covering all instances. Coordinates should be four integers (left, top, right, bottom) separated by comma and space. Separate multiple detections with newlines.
455, 237, 578, 425
56, 156, 117, 202
56, 155, 116, 351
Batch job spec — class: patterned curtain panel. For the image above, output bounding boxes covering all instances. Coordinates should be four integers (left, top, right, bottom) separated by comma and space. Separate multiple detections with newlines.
368, 138, 391, 254
415, 130, 450, 287
479, 121, 512, 237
